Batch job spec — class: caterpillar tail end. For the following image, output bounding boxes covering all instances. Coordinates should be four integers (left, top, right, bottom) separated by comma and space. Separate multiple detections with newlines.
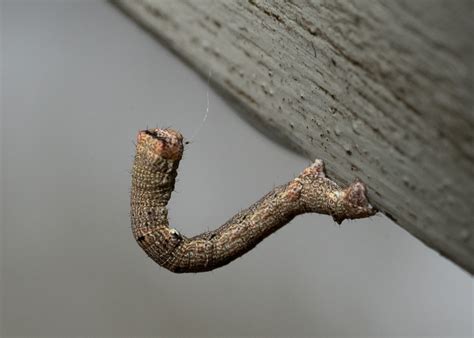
332, 178, 377, 224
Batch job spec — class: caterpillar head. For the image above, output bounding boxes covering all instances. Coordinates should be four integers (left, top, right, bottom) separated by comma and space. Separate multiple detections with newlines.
136, 128, 184, 161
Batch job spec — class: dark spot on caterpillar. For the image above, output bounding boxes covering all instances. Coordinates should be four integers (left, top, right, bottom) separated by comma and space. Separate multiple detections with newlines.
170, 229, 182, 240
144, 129, 168, 142
144, 129, 159, 138
172, 266, 185, 273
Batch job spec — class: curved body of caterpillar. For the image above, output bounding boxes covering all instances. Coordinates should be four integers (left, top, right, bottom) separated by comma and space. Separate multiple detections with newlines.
131, 128, 376, 273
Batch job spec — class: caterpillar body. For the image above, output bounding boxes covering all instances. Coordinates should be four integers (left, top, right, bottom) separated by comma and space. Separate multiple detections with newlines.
131, 128, 376, 273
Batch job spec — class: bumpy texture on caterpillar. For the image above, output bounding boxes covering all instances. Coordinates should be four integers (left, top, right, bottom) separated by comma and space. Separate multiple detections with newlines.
131, 128, 376, 273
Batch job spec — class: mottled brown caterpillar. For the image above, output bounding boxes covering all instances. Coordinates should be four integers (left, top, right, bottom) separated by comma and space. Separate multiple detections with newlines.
131, 128, 376, 273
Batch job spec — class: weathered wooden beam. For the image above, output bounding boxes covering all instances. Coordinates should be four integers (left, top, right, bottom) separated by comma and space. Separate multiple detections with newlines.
112, 0, 474, 273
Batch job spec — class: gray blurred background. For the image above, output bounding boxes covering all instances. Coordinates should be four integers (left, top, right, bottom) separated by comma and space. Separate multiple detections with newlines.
1, 1, 472, 337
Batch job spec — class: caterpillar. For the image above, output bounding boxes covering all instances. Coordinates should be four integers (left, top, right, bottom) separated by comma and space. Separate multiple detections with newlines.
131, 128, 376, 273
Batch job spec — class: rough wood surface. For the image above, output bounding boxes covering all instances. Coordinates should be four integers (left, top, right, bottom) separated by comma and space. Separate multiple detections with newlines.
113, 0, 474, 274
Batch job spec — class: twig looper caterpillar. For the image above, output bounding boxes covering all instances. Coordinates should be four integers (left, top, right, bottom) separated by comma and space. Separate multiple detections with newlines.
131, 128, 376, 273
